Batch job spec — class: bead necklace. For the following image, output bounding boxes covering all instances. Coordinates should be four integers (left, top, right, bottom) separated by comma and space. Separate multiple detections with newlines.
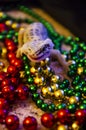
0, 5, 86, 130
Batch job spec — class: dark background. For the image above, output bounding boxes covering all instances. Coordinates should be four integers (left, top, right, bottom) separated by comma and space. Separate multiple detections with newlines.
0, 0, 86, 41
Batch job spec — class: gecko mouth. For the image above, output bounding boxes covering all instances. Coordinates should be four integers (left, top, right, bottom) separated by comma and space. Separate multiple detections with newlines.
29, 44, 51, 61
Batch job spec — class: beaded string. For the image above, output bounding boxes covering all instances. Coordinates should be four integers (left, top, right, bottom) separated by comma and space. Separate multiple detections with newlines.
0, 5, 86, 130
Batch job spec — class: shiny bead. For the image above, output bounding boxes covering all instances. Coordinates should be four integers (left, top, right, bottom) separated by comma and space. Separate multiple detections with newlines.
16, 84, 29, 100
51, 84, 59, 91
30, 67, 36, 74
0, 23, 6, 32
41, 87, 49, 97
7, 65, 17, 75
7, 52, 16, 60
5, 115, 19, 130
23, 116, 37, 130
36, 99, 43, 107
0, 61, 5, 70
29, 85, 37, 93
54, 90, 64, 99
34, 77, 41, 85
41, 103, 48, 111
0, 12, 4, 17
57, 125, 68, 130
69, 96, 79, 104
11, 23, 19, 29
51, 75, 60, 83
41, 113, 55, 128
1, 79, 11, 88
2, 85, 15, 101
57, 109, 70, 124
5, 20, 12, 26
67, 104, 76, 113
77, 67, 83, 75
75, 109, 86, 124
72, 121, 79, 130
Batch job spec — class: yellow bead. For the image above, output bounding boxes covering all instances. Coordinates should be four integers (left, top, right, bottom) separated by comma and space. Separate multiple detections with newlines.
19, 71, 25, 78
51, 75, 60, 83
30, 67, 36, 74
69, 96, 79, 104
54, 90, 64, 99
1, 48, 7, 58
41, 87, 48, 97
77, 67, 83, 75
34, 77, 41, 85
5, 20, 12, 26
51, 84, 58, 91
72, 121, 79, 130
12, 23, 19, 29
0, 12, 4, 17
19, 27, 25, 31
57, 124, 68, 130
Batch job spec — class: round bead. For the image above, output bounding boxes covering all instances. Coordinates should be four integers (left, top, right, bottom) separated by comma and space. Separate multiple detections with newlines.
57, 109, 70, 124
72, 121, 79, 130
5, 115, 19, 130
54, 89, 64, 99
57, 125, 68, 130
0, 98, 9, 110
23, 116, 37, 130
16, 84, 29, 100
41, 113, 55, 128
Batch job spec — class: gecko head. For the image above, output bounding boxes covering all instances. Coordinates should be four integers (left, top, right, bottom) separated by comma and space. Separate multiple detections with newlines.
23, 38, 54, 62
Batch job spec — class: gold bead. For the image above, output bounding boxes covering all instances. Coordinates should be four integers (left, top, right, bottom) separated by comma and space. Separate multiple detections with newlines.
0, 12, 4, 17
30, 67, 36, 74
1, 47, 7, 58
44, 66, 51, 74
40, 60, 45, 66
12, 23, 19, 29
72, 121, 79, 130
77, 67, 83, 75
54, 89, 64, 99
44, 57, 50, 64
34, 77, 41, 85
57, 124, 68, 130
69, 96, 79, 104
51, 84, 59, 91
51, 75, 60, 83
5, 20, 12, 26
41, 87, 49, 97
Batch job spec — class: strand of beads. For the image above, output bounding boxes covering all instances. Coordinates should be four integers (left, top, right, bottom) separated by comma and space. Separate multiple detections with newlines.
0, 7, 86, 130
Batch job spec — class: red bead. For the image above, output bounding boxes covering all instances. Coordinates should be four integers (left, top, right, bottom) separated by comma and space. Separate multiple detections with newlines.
7, 44, 17, 52
41, 113, 55, 128
0, 72, 6, 83
5, 39, 14, 47
0, 109, 8, 123
10, 77, 19, 87
7, 65, 17, 75
57, 109, 70, 124
16, 84, 29, 100
0, 98, 9, 110
2, 85, 15, 101
7, 52, 16, 61
0, 23, 7, 32
13, 58, 23, 70
23, 116, 37, 130
75, 109, 86, 124
1, 78, 11, 88
5, 115, 19, 130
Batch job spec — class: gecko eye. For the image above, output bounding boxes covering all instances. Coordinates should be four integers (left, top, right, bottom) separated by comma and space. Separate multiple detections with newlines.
28, 48, 32, 52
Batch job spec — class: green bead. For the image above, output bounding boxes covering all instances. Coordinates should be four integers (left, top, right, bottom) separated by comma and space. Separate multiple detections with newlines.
56, 103, 66, 110
82, 87, 86, 95
84, 59, 86, 66
72, 80, 79, 86
25, 65, 29, 70
0, 35, 5, 40
83, 69, 86, 75
79, 104, 86, 109
75, 92, 81, 97
83, 46, 86, 51
74, 84, 82, 92
64, 88, 69, 95
65, 36, 72, 44
32, 93, 39, 101
36, 99, 43, 107
82, 99, 86, 104
22, 55, 28, 61
8, 30, 15, 35
70, 41, 76, 46
69, 64, 77, 70
66, 89, 75, 96
59, 84, 65, 89
26, 70, 30, 76
68, 70, 76, 77
78, 51, 85, 58
29, 85, 37, 93
79, 42, 85, 48
15, 32, 18, 37
41, 103, 48, 111
70, 49, 76, 56
67, 104, 76, 113
63, 79, 70, 86
27, 76, 33, 84
75, 37, 80, 42
6, 34, 12, 39
48, 104, 55, 112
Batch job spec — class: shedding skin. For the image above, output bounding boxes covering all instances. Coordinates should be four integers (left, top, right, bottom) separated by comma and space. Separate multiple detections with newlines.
16, 22, 70, 73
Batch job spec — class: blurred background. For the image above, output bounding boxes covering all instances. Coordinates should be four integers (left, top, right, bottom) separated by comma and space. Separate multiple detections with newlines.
0, 0, 86, 41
